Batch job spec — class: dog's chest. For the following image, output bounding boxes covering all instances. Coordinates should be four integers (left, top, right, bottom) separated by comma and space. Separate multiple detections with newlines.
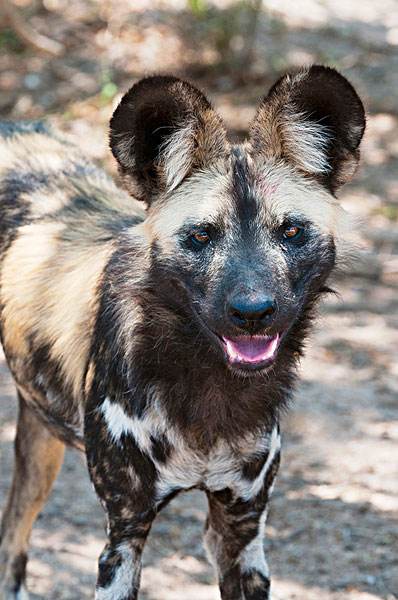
100, 397, 278, 500
155, 425, 279, 502
155, 437, 244, 496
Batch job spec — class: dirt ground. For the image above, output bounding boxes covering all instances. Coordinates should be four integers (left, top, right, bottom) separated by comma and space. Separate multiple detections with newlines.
0, 1, 397, 598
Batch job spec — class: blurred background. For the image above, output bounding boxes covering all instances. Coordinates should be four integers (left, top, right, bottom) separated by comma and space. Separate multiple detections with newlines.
0, 1, 397, 598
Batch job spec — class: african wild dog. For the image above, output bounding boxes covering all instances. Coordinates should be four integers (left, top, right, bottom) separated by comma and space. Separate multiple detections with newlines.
0, 65, 365, 599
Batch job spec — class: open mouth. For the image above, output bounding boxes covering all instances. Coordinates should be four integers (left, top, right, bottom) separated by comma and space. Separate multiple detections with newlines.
187, 302, 282, 372
220, 333, 281, 370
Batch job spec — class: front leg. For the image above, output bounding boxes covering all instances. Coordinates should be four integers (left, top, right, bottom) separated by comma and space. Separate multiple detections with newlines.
204, 427, 281, 600
85, 399, 159, 600
94, 502, 155, 600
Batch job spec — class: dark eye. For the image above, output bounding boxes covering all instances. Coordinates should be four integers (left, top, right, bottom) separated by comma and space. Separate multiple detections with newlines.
190, 230, 211, 249
282, 225, 304, 241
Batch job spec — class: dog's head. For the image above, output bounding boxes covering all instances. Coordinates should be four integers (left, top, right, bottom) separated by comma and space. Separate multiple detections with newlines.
110, 66, 365, 375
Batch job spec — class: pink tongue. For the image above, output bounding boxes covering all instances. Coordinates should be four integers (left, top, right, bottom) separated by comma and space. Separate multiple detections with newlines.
222, 334, 279, 364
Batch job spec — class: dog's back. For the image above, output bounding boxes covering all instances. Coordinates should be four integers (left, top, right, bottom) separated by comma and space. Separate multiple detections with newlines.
0, 122, 146, 443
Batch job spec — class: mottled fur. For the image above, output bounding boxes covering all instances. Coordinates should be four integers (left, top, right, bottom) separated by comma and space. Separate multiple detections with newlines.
0, 66, 365, 599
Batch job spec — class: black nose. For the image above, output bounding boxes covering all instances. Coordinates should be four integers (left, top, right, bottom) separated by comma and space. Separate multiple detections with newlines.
228, 297, 277, 332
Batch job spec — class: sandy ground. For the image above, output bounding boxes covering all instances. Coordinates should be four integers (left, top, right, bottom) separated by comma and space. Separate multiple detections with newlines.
1, 0, 398, 598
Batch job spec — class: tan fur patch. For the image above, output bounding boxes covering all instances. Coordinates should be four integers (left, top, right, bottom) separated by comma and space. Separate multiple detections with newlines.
1, 222, 113, 398
0, 401, 64, 591
147, 165, 231, 255
0, 132, 77, 177
252, 158, 354, 262
0, 129, 146, 221
1, 222, 65, 358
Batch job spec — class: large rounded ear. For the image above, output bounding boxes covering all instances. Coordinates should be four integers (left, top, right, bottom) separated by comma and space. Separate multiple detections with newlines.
249, 66, 366, 192
110, 76, 227, 203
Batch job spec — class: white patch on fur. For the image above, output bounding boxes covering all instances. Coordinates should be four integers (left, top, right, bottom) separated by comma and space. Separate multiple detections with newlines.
285, 111, 331, 174
205, 441, 250, 491
238, 425, 281, 501
101, 395, 170, 454
112, 131, 135, 169
101, 398, 152, 450
156, 434, 244, 499
160, 122, 195, 191
102, 397, 280, 510
157, 436, 240, 497
155, 427, 279, 501
155, 428, 202, 496
96, 542, 140, 600
240, 508, 270, 577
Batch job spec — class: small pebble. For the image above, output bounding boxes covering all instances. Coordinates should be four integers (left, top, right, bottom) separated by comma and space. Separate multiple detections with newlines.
24, 73, 42, 90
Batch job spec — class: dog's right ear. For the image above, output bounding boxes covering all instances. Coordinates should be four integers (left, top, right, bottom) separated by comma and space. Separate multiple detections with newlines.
249, 66, 366, 193
110, 76, 227, 204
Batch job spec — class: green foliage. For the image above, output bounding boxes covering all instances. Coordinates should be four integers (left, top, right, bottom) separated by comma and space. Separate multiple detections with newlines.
99, 71, 118, 105
187, 0, 207, 16
100, 82, 118, 101
377, 204, 398, 221
0, 27, 25, 54
186, 0, 265, 72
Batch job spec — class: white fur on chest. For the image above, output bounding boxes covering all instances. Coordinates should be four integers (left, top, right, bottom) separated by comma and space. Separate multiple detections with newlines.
100, 397, 280, 502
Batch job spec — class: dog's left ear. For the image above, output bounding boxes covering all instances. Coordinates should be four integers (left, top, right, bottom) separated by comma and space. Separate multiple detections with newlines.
110, 76, 227, 203
249, 66, 366, 192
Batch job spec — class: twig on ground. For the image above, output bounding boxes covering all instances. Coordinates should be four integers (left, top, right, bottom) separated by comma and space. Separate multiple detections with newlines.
0, 0, 64, 57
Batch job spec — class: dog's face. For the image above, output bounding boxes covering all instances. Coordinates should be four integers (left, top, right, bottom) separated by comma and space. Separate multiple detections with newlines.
110, 67, 365, 375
